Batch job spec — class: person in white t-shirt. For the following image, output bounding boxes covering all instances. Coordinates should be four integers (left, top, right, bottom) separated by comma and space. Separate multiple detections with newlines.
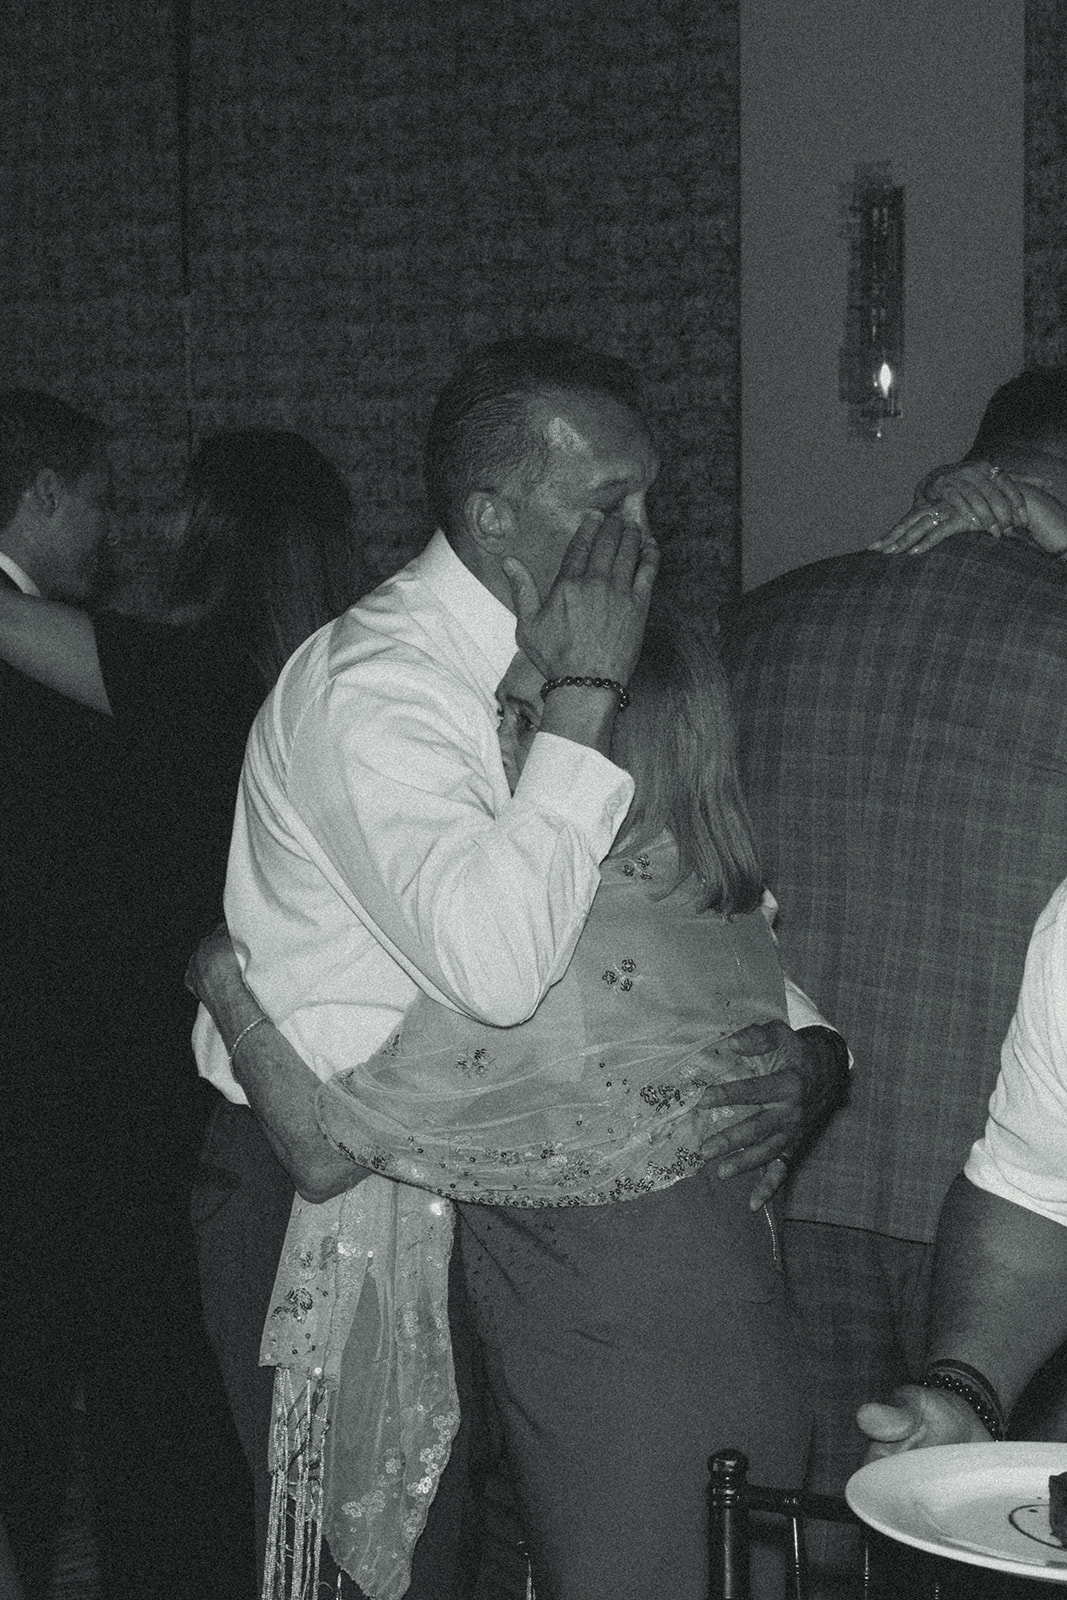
859, 877, 1067, 1458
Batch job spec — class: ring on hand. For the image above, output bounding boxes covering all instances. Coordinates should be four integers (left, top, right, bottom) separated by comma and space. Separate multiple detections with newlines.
988, 465, 1002, 480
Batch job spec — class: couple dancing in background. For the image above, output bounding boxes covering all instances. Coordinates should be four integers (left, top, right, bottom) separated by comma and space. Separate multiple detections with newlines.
0, 397, 364, 1600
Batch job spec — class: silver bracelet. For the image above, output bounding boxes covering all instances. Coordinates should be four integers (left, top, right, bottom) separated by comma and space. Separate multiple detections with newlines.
229, 1014, 269, 1065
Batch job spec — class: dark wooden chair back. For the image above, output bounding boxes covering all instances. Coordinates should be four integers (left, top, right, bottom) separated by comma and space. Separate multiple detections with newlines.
708, 1448, 956, 1599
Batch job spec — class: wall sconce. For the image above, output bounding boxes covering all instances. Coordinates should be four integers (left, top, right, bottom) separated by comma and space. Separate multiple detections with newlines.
839, 163, 904, 441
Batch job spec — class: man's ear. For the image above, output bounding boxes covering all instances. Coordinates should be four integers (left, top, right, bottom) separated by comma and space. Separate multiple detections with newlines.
27, 467, 65, 518
463, 489, 515, 555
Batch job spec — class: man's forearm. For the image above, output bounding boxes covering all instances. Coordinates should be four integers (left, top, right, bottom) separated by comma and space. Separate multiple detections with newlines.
189, 928, 369, 1203
927, 1173, 1067, 1415
231, 1032, 368, 1204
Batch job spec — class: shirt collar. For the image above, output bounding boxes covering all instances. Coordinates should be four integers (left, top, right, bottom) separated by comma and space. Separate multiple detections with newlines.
0, 553, 40, 596
415, 529, 518, 689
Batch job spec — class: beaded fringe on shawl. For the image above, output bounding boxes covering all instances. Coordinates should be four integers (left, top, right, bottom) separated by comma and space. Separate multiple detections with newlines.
263, 1367, 330, 1600
261, 1177, 459, 1600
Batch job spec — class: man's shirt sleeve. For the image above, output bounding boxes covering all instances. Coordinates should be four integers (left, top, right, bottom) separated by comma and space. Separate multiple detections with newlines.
966, 879, 1067, 1225
761, 888, 848, 1045
257, 655, 633, 1027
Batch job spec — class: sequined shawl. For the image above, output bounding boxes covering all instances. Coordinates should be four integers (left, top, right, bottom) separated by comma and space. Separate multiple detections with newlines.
261, 833, 788, 1600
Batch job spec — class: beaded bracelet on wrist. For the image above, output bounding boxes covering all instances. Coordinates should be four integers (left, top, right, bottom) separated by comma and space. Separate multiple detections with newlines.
919, 1359, 1006, 1441
540, 676, 630, 711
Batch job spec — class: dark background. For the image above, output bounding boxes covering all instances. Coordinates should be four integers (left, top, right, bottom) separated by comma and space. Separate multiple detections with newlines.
1, 0, 1065, 615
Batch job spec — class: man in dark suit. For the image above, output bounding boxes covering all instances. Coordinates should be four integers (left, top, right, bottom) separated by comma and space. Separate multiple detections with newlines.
0, 390, 119, 1598
720, 370, 1067, 1576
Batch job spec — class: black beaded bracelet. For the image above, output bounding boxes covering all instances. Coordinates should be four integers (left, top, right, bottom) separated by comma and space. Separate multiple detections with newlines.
540, 676, 630, 711
919, 1359, 1006, 1441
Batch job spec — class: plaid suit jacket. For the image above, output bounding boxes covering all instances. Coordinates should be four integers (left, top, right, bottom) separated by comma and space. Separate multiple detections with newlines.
720, 534, 1067, 1243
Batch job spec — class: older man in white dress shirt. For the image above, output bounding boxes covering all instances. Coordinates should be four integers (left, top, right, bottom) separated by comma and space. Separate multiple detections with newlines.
193, 337, 844, 1598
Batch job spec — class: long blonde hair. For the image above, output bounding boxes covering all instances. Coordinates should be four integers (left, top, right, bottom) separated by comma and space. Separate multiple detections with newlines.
611, 614, 763, 916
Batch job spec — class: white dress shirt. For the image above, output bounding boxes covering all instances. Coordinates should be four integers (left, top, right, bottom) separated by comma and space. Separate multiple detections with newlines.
194, 531, 635, 1100
0, 553, 40, 595
965, 876, 1067, 1225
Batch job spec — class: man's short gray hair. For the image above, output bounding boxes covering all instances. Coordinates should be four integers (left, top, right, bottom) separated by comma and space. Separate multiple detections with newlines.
424, 336, 646, 540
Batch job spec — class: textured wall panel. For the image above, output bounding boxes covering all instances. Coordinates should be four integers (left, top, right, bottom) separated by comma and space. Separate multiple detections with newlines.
1, 0, 740, 618
1025, 0, 1067, 367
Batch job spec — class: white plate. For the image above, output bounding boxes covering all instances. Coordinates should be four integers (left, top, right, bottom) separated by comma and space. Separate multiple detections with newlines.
846, 1443, 1067, 1582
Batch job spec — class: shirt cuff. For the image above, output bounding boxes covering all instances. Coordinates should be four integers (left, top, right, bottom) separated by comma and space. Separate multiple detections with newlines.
517, 731, 635, 836
783, 975, 853, 1068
